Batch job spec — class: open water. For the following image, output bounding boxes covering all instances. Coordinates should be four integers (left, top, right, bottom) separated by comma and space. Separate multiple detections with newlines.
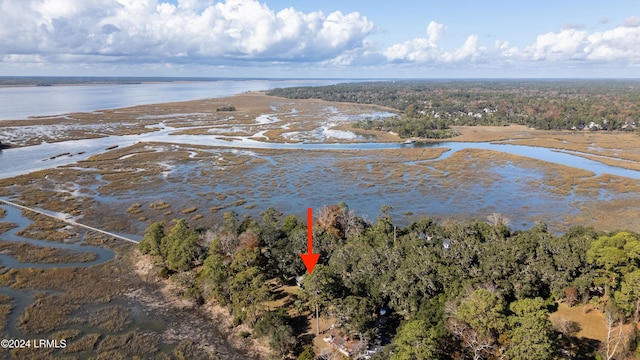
0, 79, 339, 120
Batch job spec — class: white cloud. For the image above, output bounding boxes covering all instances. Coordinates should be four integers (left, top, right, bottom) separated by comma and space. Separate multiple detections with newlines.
448, 35, 481, 62
2, 2, 639, 75
523, 19, 640, 63
384, 21, 442, 63
384, 16, 640, 71
525, 29, 589, 60
426, 21, 444, 46
0, 0, 374, 64
384, 22, 484, 64
622, 16, 640, 28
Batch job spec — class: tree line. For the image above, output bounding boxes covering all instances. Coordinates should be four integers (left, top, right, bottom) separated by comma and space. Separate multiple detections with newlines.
138, 204, 640, 359
267, 80, 640, 137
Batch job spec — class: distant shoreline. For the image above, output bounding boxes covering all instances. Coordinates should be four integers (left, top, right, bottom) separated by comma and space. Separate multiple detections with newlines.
0, 76, 356, 88
0, 79, 343, 119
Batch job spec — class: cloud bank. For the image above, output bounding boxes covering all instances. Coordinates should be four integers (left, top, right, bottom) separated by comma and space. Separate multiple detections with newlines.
383, 19, 640, 69
0, 0, 638, 75
0, 0, 374, 64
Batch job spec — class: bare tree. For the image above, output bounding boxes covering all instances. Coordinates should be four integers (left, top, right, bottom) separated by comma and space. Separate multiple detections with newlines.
446, 318, 495, 360
556, 319, 581, 337
487, 213, 511, 227
603, 312, 625, 360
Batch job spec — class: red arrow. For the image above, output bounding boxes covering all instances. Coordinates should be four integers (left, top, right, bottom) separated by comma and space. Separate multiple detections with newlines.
300, 207, 320, 274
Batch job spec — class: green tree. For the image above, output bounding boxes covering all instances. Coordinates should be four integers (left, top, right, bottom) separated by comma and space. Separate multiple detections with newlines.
259, 207, 283, 248
448, 288, 507, 360
138, 222, 165, 257
300, 264, 341, 334
223, 210, 240, 235
504, 298, 557, 360
254, 310, 297, 357
391, 320, 441, 360
336, 295, 375, 337
264, 222, 306, 279
199, 240, 229, 304
457, 289, 507, 338
229, 266, 269, 325
164, 219, 200, 272
587, 232, 640, 297
297, 346, 315, 360
614, 269, 640, 322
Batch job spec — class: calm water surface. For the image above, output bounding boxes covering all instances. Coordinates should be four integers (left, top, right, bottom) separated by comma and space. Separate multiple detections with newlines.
0, 79, 338, 120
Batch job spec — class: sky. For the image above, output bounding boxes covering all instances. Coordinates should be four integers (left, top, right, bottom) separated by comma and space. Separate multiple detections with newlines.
0, 0, 639, 78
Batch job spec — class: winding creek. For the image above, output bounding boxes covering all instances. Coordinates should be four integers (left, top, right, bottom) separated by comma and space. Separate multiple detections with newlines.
0, 204, 116, 338
2, 125, 640, 180
0, 205, 115, 269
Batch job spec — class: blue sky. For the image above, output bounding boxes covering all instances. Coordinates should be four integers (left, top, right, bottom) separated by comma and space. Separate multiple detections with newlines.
1, 0, 639, 78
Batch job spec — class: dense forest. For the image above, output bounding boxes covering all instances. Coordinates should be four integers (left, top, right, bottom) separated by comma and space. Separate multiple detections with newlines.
138, 205, 640, 359
267, 80, 640, 138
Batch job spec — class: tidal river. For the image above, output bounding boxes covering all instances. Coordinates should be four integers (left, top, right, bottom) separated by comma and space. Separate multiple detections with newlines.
2, 80, 640, 233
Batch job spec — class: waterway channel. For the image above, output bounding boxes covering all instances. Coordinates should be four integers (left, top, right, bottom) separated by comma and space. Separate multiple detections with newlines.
0, 204, 116, 339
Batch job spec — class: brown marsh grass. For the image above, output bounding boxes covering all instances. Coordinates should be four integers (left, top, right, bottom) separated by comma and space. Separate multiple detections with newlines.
61, 333, 101, 354
88, 305, 133, 332
0, 294, 11, 334
0, 222, 17, 234
0, 92, 396, 147
0, 242, 97, 264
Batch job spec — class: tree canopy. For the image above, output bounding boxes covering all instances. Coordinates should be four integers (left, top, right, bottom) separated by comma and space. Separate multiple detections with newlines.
137, 206, 640, 359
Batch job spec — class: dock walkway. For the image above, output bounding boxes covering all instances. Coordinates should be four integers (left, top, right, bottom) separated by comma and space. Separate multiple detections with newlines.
0, 199, 138, 244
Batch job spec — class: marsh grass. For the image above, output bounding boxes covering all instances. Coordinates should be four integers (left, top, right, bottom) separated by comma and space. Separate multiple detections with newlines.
51, 328, 82, 342
95, 331, 161, 358
0, 208, 262, 359
19, 292, 77, 334
0, 294, 11, 333
61, 333, 101, 353
0, 242, 97, 264
0, 222, 18, 234
2, 102, 640, 238
13, 211, 76, 243
127, 203, 143, 214
181, 207, 197, 214
150, 201, 170, 210
2, 91, 396, 147
10, 345, 55, 358
88, 305, 133, 333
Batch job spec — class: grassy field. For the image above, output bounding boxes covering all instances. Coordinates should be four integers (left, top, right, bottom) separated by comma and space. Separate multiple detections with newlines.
550, 303, 607, 341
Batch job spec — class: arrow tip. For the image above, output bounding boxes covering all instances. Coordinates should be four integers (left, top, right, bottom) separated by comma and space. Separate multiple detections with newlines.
300, 253, 320, 274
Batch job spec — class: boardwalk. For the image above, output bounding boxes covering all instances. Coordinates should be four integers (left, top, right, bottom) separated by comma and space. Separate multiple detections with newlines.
0, 198, 138, 244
